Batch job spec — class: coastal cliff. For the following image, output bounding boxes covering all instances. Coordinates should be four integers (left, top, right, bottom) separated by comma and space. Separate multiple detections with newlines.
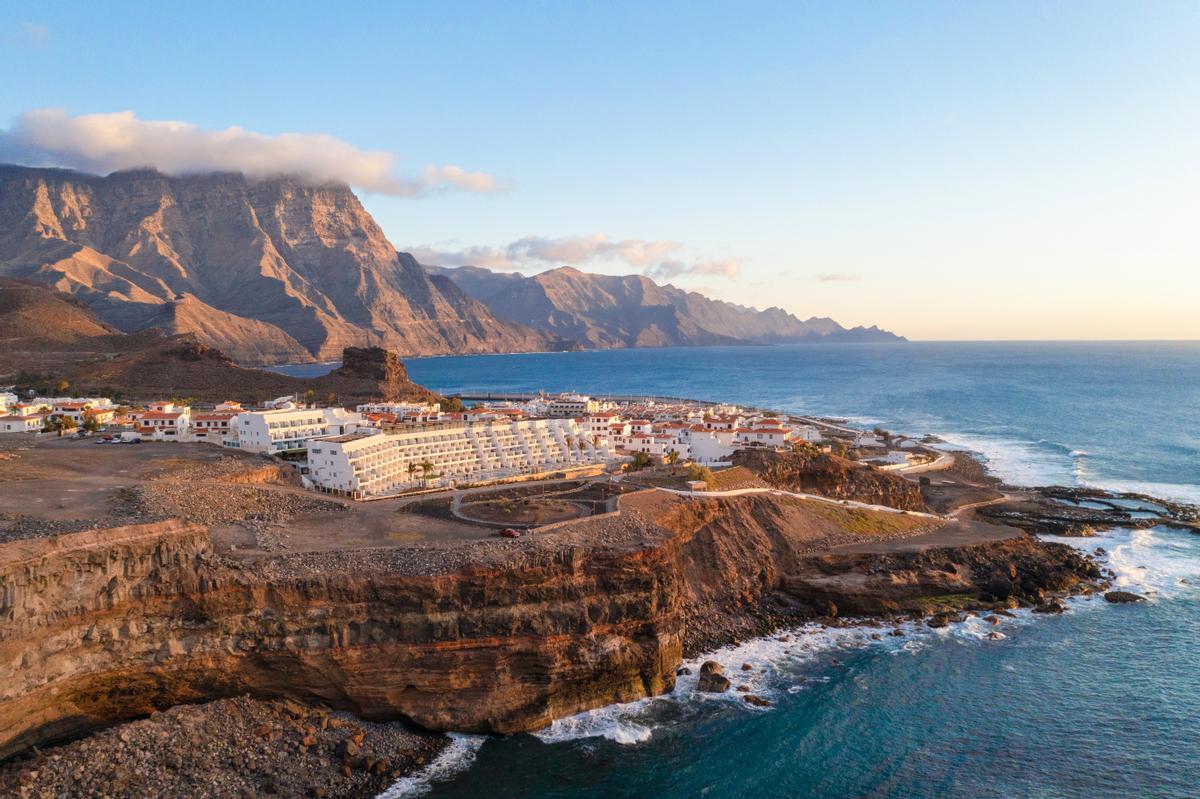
0, 492, 1098, 761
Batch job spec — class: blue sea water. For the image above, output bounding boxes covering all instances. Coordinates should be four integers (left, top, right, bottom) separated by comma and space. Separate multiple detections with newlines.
280, 342, 1200, 799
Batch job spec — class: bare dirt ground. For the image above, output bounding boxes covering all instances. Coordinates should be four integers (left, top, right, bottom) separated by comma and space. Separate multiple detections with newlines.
1, 436, 1030, 575
0, 436, 493, 552
825, 516, 1021, 554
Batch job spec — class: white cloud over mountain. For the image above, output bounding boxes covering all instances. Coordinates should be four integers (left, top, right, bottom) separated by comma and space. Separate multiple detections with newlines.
412, 234, 743, 281
0, 108, 500, 197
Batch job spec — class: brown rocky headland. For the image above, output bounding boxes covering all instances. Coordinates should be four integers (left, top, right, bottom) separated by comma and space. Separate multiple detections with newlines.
0, 438, 1111, 797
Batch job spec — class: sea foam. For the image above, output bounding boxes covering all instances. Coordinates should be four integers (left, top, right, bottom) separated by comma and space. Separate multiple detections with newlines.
377, 734, 487, 798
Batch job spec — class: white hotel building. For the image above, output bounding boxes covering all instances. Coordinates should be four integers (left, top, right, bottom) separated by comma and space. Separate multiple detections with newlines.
308, 418, 612, 499
228, 407, 365, 455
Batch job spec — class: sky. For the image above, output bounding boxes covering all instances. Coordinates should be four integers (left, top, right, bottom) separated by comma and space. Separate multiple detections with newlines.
1, 1, 1198, 340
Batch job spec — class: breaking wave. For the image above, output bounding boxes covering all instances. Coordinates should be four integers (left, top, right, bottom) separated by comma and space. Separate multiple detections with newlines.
377, 734, 487, 798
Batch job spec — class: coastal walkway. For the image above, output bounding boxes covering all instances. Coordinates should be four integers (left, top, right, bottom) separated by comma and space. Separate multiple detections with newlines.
650, 485, 946, 520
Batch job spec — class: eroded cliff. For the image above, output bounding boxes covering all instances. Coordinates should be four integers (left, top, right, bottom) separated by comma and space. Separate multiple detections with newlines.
0, 492, 1098, 760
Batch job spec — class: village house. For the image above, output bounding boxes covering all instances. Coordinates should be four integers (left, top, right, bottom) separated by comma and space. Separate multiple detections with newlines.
188, 411, 238, 443
0, 413, 46, 433
734, 426, 796, 448
135, 403, 192, 440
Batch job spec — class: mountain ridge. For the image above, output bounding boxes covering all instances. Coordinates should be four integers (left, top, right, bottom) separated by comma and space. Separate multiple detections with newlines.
0, 165, 552, 364
0, 164, 903, 363
425, 263, 905, 348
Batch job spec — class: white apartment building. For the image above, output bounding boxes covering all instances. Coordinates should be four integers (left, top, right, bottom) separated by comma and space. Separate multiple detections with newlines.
547, 394, 600, 418
308, 418, 612, 499
228, 407, 365, 455
584, 412, 623, 437
356, 402, 440, 419
33, 396, 116, 411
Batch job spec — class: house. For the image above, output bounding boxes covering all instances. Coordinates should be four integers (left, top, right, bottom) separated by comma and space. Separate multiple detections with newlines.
0, 414, 45, 433
734, 427, 795, 448
189, 411, 238, 442
136, 408, 192, 440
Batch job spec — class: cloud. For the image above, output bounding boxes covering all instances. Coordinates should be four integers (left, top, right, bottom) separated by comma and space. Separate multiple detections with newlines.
814, 272, 862, 282
412, 234, 743, 281
0, 108, 501, 197
647, 257, 741, 281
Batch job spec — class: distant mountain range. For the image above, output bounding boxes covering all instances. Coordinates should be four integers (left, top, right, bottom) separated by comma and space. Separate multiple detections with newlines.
428, 264, 904, 349
0, 165, 903, 365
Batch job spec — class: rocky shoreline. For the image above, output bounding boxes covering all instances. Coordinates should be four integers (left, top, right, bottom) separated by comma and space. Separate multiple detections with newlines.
0, 697, 446, 799
0, 443, 1183, 798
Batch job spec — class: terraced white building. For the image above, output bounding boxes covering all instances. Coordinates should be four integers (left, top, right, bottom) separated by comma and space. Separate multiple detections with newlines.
307, 418, 612, 498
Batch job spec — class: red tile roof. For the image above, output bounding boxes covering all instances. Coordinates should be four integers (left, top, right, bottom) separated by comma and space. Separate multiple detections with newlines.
139, 411, 185, 420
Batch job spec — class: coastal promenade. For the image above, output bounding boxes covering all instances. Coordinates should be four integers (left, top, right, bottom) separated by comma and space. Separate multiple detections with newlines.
652, 485, 945, 520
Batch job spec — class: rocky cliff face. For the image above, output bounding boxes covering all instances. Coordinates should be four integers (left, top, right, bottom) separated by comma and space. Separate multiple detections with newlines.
731, 448, 929, 511
429, 264, 907, 348
0, 519, 682, 758
0, 493, 1096, 760
0, 166, 551, 364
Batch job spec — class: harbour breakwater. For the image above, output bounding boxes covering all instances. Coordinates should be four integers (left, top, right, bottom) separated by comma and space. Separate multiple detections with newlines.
0, 492, 1100, 761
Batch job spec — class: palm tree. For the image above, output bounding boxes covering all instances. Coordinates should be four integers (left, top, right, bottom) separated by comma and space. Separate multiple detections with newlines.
420, 460, 435, 483
407, 462, 419, 483
666, 449, 680, 470
44, 415, 77, 437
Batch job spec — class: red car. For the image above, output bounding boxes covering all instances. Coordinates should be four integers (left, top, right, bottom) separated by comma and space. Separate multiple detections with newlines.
497, 528, 522, 539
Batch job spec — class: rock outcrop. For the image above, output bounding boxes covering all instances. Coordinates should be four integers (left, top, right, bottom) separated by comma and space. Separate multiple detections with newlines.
731, 448, 928, 512
0, 278, 436, 401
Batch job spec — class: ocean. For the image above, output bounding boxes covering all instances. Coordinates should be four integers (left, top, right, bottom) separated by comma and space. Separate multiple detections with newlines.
277, 342, 1200, 798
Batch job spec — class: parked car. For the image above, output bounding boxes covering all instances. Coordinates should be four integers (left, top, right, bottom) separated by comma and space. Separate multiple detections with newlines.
497, 528, 522, 539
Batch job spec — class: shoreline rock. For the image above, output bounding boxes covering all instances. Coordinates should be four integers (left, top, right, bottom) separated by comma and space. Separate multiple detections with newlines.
1104, 590, 1147, 604
0, 697, 445, 799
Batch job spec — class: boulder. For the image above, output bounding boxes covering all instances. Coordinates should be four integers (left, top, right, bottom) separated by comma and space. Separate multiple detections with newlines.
1104, 591, 1146, 604
697, 661, 730, 693
1033, 600, 1066, 614
742, 695, 771, 708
